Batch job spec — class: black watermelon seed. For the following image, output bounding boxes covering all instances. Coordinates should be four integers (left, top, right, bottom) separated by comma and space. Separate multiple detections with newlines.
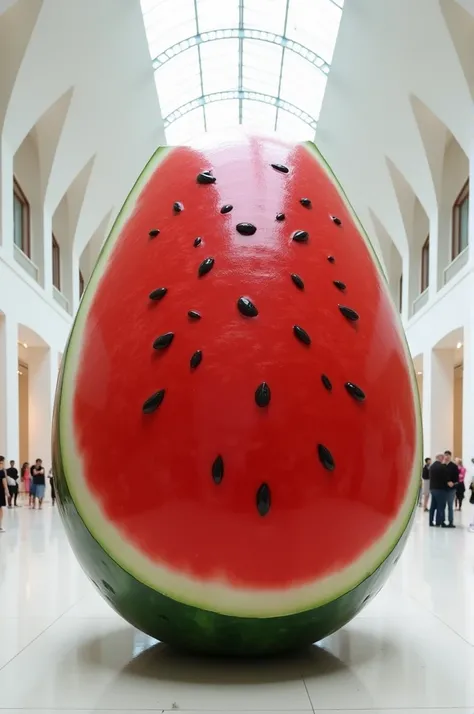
198, 257, 215, 277
153, 332, 174, 350
149, 287, 167, 301
193, 237, 202, 247
331, 215, 342, 226
220, 204, 233, 214
237, 296, 258, 317
292, 230, 309, 243
148, 229, 160, 238
318, 444, 335, 471
327, 255, 335, 263
333, 280, 346, 292
300, 198, 312, 208
271, 163, 289, 174
212, 455, 224, 484
293, 325, 311, 346
256, 483, 271, 516
255, 382, 271, 407
188, 310, 201, 320
173, 201, 184, 213
236, 222, 257, 236
197, 171, 216, 184
291, 273, 305, 290
345, 382, 366, 402
321, 374, 332, 391
339, 305, 360, 322
142, 389, 165, 414
190, 350, 203, 369
276, 212, 286, 221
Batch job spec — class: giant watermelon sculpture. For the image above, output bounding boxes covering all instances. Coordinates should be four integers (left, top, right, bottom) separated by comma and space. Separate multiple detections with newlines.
53, 135, 421, 656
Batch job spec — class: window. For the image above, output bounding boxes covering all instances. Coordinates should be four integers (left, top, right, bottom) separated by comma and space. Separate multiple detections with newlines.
79, 270, 85, 298
399, 274, 403, 313
452, 180, 469, 259
13, 179, 30, 257
421, 236, 429, 292
52, 235, 60, 290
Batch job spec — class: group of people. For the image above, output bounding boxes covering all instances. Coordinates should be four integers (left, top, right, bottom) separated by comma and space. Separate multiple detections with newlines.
421, 450, 472, 528
0, 455, 55, 532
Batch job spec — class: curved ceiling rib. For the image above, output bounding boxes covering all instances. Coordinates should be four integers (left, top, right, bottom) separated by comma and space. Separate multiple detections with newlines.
140, 0, 344, 143
152, 29, 331, 75
163, 90, 318, 131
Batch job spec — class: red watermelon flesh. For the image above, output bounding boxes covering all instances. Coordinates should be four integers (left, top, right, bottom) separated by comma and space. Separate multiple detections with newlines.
60, 135, 420, 614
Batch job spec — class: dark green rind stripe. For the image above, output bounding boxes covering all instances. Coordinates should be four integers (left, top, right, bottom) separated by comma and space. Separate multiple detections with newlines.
53, 386, 415, 656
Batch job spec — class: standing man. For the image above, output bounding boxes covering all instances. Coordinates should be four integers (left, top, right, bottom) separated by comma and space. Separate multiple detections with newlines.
6, 460, 19, 507
30, 458, 46, 510
422, 457, 431, 511
429, 453, 448, 527
444, 450, 459, 528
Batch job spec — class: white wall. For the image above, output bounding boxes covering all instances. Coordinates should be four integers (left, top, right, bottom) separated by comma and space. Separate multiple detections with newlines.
317, 0, 474, 464
0, 0, 165, 466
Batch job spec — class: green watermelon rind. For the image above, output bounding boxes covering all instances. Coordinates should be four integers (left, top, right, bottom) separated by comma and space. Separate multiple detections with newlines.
55, 140, 422, 624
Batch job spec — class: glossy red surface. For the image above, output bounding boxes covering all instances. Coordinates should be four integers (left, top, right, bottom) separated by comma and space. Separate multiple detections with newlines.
73, 136, 416, 589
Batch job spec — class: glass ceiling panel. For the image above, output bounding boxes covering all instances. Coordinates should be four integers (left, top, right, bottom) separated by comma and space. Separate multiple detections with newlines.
205, 100, 240, 133
140, 0, 344, 144
279, 51, 327, 120
166, 106, 205, 145
243, 0, 289, 34
200, 39, 239, 95
243, 40, 283, 97
155, 46, 202, 118
197, 0, 239, 33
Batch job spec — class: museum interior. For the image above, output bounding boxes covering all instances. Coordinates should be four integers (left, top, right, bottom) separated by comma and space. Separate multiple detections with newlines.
1, 0, 474, 712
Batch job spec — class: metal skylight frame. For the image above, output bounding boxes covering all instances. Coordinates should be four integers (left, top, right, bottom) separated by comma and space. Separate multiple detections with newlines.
142, 0, 343, 141
163, 90, 318, 132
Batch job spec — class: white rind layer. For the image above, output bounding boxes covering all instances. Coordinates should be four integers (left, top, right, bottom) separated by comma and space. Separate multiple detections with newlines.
59, 139, 422, 619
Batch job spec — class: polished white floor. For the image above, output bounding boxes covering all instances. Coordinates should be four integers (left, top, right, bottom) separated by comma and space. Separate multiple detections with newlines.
0, 498, 474, 714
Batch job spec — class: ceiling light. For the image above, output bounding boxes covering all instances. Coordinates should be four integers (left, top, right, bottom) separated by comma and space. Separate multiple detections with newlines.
457, 342, 463, 349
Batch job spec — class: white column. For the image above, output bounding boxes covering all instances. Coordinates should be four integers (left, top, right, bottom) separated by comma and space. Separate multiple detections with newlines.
0, 312, 19, 460
68, 249, 80, 315
28, 345, 57, 469
38, 209, 53, 291
428, 211, 440, 297
423, 347, 454, 456
462, 300, 474, 464
0, 141, 14, 259
401, 253, 410, 323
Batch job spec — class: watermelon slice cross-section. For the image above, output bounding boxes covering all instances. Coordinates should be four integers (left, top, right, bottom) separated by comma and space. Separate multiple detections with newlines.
53, 135, 421, 656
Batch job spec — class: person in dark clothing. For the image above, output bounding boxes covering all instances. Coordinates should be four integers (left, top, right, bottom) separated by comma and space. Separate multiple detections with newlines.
0, 456, 8, 532
6, 460, 19, 507
444, 450, 459, 528
422, 457, 431, 511
429, 454, 449, 526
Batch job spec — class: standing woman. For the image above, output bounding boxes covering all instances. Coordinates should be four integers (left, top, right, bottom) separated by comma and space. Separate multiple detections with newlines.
0, 456, 8, 532
455, 457, 466, 511
21, 462, 30, 502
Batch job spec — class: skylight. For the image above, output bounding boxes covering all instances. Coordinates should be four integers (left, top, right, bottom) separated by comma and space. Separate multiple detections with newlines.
141, 0, 344, 144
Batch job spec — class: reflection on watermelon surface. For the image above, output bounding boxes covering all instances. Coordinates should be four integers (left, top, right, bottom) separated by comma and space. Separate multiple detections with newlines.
52, 135, 421, 656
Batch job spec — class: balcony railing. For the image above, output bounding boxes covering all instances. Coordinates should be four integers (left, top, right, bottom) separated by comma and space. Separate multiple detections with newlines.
14, 244, 39, 282
444, 246, 469, 285
412, 289, 429, 315
53, 286, 70, 313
